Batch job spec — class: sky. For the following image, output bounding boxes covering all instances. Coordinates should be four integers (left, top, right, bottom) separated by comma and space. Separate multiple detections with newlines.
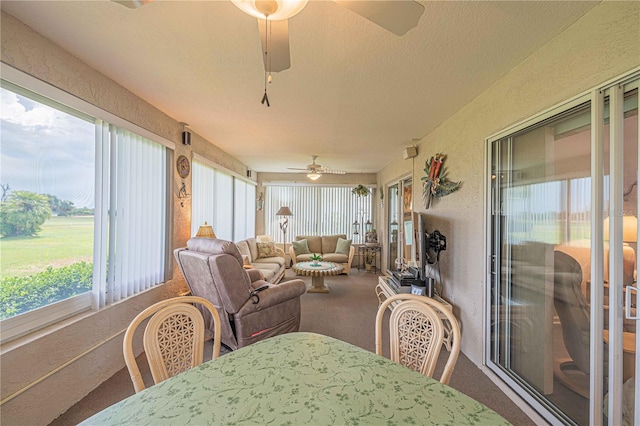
0, 87, 95, 208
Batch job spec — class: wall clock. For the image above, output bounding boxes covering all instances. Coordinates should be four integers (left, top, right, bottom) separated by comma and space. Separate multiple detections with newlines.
177, 155, 190, 178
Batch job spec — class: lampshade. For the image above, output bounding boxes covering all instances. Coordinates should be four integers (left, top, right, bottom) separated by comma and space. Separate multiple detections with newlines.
276, 206, 293, 217
307, 172, 321, 181
603, 215, 637, 243
231, 0, 309, 20
196, 221, 216, 238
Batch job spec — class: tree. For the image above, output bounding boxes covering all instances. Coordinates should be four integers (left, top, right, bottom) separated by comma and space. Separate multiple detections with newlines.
0, 183, 10, 202
0, 191, 52, 237
45, 194, 75, 216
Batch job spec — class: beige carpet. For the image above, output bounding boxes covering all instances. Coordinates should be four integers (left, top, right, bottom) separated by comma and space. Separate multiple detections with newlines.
50, 270, 535, 425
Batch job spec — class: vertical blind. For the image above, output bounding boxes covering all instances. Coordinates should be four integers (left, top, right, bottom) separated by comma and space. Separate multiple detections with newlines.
264, 185, 373, 243
94, 121, 168, 306
234, 179, 256, 241
192, 159, 256, 242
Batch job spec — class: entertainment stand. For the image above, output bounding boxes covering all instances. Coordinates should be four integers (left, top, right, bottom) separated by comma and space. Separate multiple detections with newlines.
376, 275, 457, 351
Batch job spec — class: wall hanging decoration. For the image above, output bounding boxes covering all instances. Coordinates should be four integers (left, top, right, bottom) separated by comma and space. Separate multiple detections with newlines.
421, 153, 461, 209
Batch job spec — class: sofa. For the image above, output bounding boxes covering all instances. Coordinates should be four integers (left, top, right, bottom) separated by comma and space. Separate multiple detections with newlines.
235, 237, 286, 284
289, 234, 355, 274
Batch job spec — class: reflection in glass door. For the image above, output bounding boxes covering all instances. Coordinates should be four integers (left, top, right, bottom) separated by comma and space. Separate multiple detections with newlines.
387, 184, 399, 271
487, 75, 639, 425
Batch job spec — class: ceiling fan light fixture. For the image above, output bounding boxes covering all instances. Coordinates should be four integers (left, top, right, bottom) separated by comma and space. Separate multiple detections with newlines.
231, 0, 309, 20
307, 172, 321, 181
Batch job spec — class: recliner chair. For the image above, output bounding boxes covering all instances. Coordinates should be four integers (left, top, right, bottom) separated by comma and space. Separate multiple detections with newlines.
174, 237, 306, 350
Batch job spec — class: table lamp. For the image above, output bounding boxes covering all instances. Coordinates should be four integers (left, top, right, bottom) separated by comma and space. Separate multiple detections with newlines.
196, 221, 216, 238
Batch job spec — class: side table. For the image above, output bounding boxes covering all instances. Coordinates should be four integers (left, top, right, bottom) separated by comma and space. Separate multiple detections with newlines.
358, 244, 381, 273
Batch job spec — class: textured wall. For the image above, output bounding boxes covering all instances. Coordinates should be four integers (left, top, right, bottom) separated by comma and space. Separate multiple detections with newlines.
0, 10, 251, 425
377, 1, 640, 365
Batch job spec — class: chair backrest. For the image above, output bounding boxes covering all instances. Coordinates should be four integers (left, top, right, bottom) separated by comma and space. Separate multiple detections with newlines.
174, 237, 256, 349
123, 296, 221, 393
175, 238, 253, 313
375, 294, 461, 385
553, 250, 590, 373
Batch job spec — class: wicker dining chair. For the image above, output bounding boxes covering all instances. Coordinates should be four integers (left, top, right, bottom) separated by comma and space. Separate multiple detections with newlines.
375, 293, 461, 385
123, 296, 222, 393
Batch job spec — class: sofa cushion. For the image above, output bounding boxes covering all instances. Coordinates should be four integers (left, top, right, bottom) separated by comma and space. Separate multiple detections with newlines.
323, 253, 349, 263
294, 253, 314, 262
253, 256, 285, 267
236, 240, 252, 259
245, 237, 259, 261
292, 239, 311, 256
322, 234, 346, 254
335, 237, 352, 255
257, 242, 278, 258
296, 235, 322, 254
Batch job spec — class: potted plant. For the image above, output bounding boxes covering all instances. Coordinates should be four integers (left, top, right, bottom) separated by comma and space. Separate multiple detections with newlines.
351, 184, 369, 197
310, 253, 322, 266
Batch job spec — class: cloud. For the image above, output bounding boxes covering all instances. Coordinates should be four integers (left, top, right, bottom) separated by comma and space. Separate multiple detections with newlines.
1, 88, 95, 208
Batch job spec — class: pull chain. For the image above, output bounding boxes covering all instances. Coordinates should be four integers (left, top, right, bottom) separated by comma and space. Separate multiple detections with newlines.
261, 16, 271, 107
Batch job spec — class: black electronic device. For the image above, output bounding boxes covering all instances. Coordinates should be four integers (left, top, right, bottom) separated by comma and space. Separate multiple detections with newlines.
425, 229, 447, 264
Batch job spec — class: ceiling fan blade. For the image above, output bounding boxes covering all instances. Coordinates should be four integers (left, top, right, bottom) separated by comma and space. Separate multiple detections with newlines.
319, 168, 347, 175
333, 1, 424, 36
258, 19, 291, 72
287, 167, 309, 171
112, 0, 154, 9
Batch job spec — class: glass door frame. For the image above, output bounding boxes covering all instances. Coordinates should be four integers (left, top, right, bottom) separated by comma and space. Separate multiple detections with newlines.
484, 68, 640, 425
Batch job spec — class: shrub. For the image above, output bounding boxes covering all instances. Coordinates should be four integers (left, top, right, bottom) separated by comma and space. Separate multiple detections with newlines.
0, 262, 93, 320
0, 191, 52, 237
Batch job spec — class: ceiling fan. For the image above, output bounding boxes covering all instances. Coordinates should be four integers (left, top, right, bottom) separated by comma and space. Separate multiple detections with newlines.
113, 0, 425, 73
287, 155, 346, 180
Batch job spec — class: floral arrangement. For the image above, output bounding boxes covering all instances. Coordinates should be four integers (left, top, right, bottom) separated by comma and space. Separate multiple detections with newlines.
351, 184, 370, 197
421, 153, 461, 209
310, 253, 322, 265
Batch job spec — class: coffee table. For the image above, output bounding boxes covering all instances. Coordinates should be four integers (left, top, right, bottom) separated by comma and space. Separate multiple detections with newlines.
292, 261, 344, 293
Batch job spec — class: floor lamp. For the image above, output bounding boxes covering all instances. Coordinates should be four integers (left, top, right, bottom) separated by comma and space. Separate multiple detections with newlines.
276, 206, 293, 249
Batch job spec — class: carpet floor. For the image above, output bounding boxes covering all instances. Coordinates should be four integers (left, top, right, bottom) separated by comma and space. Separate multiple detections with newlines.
49, 270, 535, 425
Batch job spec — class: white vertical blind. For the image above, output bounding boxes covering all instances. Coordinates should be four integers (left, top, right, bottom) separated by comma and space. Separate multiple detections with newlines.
234, 180, 256, 241
192, 160, 216, 237
94, 122, 168, 307
107, 128, 167, 304
264, 185, 373, 242
93, 120, 110, 309
192, 160, 256, 242
214, 171, 234, 240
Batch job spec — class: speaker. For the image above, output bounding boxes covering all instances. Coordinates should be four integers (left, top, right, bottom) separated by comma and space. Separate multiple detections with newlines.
402, 146, 417, 160
246, 170, 252, 178
181, 131, 191, 146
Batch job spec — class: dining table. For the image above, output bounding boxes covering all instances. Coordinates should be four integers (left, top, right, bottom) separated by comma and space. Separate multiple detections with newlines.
83, 332, 510, 425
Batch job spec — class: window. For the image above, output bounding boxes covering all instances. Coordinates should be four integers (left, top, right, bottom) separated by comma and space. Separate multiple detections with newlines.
264, 185, 374, 242
0, 69, 172, 342
191, 156, 256, 241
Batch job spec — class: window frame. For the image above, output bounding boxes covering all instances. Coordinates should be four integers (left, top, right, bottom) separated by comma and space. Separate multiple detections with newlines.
0, 63, 175, 344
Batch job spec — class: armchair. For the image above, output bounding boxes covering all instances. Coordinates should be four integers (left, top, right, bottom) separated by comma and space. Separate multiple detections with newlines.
174, 238, 306, 350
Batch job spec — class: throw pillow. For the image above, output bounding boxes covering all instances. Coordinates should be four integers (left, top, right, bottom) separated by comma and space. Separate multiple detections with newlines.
257, 242, 277, 259
335, 237, 352, 255
292, 239, 310, 255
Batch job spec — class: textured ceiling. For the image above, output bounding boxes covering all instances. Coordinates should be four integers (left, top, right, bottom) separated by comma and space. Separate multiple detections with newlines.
1, 0, 598, 173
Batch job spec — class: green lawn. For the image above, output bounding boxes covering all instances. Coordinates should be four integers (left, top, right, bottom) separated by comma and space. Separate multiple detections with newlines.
0, 216, 94, 278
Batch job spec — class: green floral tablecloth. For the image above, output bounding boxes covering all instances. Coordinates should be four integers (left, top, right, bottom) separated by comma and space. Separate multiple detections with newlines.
83, 332, 510, 425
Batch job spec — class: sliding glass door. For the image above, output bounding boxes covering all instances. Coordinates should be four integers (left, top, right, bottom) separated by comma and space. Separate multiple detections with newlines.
487, 74, 638, 425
